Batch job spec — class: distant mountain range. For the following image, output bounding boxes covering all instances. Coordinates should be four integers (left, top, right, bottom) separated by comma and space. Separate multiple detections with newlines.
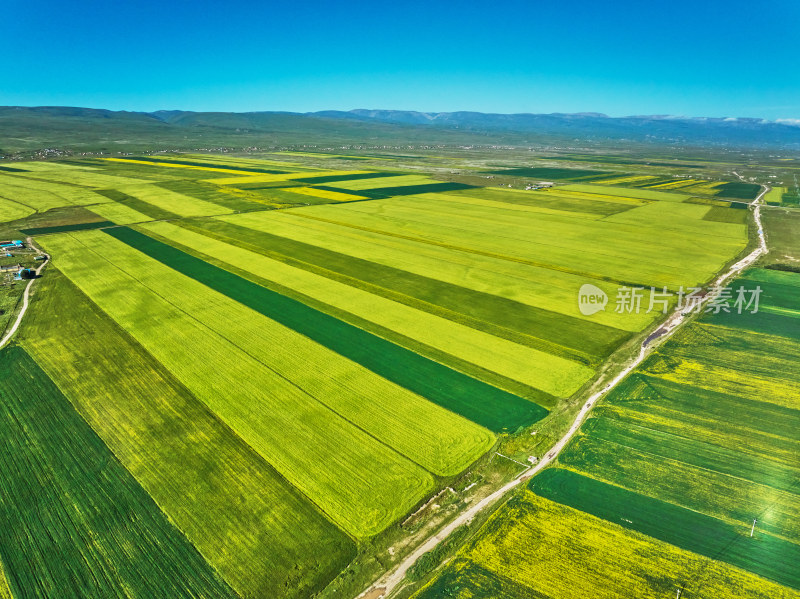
1, 106, 799, 156
310, 109, 800, 147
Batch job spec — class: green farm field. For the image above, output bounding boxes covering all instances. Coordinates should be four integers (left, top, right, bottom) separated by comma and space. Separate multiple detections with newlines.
414, 492, 798, 599
557, 182, 692, 202
0, 198, 33, 221
137, 220, 578, 404
0, 152, 771, 598
42, 230, 459, 537
260, 193, 746, 290
762, 207, 800, 264
0, 345, 238, 599
18, 269, 356, 599
418, 267, 800, 598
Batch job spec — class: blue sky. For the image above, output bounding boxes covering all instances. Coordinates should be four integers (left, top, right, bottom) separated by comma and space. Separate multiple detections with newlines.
2, 0, 799, 119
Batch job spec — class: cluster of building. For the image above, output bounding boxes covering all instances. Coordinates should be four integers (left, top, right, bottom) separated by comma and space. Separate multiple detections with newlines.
2, 240, 23, 260
0, 263, 35, 280
0, 240, 37, 280
525, 181, 554, 190
497, 181, 555, 190
0, 240, 24, 251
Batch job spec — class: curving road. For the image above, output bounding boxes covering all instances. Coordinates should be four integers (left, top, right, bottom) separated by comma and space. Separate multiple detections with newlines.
368, 184, 770, 598
0, 238, 49, 352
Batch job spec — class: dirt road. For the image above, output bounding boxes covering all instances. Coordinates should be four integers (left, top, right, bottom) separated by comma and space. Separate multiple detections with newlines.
369, 184, 770, 598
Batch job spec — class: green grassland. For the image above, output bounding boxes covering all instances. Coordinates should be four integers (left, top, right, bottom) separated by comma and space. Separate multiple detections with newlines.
560, 423, 800, 541
0, 345, 238, 599
575, 414, 799, 493
0, 207, 108, 241
538, 154, 706, 168
239, 185, 363, 206
19, 269, 356, 599
592, 374, 800, 465
405, 191, 621, 223
312, 182, 476, 199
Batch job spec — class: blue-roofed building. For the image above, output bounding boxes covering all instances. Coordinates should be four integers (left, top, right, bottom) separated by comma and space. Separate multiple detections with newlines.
15, 268, 35, 280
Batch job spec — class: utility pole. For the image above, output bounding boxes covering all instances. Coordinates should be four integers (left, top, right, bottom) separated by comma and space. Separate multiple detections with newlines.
751, 519, 757, 538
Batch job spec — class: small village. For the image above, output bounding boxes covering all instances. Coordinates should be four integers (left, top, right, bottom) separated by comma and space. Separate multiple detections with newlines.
0, 238, 46, 335
0, 239, 40, 281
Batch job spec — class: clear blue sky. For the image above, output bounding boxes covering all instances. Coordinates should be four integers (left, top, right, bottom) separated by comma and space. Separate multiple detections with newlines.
3, 0, 799, 119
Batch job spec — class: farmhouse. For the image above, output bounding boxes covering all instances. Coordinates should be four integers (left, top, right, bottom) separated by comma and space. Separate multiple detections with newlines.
15, 268, 36, 280
0, 240, 24, 249
525, 181, 555, 190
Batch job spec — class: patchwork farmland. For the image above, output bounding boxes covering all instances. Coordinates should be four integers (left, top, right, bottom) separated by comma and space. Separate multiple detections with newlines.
0, 151, 777, 598
414, 268, 800, 598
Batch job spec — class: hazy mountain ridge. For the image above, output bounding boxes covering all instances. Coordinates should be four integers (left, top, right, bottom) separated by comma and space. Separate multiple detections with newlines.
310, 109, 800, 145
1, 105, 799, 155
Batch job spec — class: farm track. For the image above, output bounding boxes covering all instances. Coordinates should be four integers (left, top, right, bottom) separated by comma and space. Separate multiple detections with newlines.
0, 237, 49, 351
369, 185, 770, 598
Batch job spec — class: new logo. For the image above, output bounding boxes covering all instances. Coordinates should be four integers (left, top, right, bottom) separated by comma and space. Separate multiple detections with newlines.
578, 284, 608, 316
